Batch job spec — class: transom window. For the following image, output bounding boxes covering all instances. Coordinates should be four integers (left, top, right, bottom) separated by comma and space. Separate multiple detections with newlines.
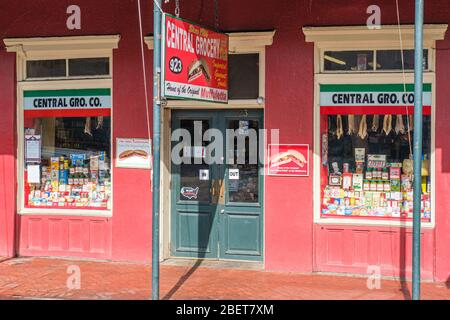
323, 49, 429, 72
26, 57, 110, 79
228, 53, 260, 100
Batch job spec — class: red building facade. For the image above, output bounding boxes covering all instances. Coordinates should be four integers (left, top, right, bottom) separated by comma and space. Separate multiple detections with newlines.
0, 0, 449, 283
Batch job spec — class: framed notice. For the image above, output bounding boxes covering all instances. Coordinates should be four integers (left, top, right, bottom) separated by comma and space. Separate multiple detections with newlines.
25, 135, 41, 163
268, 144, 310, 177
116, 138, 152, 169
162, 14, 229, 103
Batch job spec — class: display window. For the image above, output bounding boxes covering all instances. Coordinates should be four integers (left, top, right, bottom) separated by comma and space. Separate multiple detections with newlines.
22, 88, 112, 211
3, 35, 120, 215
319, 84, 432, 222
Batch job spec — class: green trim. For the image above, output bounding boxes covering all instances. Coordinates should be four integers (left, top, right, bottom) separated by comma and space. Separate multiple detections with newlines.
24, 88, 111, 98
320, 84, 432, 92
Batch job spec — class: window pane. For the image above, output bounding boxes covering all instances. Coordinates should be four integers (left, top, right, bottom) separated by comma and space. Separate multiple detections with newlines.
324, 51, 374, 71
24, 116, 111, 209
178, 119, 211, 203
27, 60, 66, 78
228, 54, 259, 100
69, 58, 110, 76
227, 119, 260, 203
376, 50, 428, 70
321, 114, 431, 221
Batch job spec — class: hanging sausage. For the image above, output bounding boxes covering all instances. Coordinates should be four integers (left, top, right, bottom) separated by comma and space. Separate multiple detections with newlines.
408, 114, 414, 132
347, 115, 356, 135
395, 115, 406, 135
336, 115, 344, 139
383, 114, 393, 135
84, 117, 93, 136
371, 114, 380, 132
358, 115, 368, 139
96, 116, 104, 130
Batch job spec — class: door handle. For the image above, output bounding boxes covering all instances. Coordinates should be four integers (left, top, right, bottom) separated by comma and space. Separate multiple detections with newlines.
211, 179, 217, 204
218, 179, 225, 205
220, 209, 225, 214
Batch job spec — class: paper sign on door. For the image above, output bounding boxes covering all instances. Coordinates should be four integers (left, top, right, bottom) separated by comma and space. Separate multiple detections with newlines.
229, 169, 240, 180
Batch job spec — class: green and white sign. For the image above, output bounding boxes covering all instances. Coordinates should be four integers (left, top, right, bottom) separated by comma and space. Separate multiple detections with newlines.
320, 84, 432, 107
24, 89, 111, 111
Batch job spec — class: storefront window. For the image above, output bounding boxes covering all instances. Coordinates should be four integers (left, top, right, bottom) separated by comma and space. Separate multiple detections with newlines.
23, 88, 112, 210
27, 59, 67, 78
323, 50, 429, 72
324, 51, 374, 71
376, 50, 428, 71
320, 84, 432, 222
26, 58, 110, 79
228, 53, 259, 99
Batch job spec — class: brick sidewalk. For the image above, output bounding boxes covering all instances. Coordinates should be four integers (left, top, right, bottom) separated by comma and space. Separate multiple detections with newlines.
0, 257, 448, 300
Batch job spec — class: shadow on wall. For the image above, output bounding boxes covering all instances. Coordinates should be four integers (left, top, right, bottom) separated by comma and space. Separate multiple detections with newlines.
399, 226, 411, 300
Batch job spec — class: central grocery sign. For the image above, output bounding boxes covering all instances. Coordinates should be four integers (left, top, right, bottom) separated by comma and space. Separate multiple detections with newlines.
320, 84, 432, 109
23, 88, 111, 117
162, 14, 229, 103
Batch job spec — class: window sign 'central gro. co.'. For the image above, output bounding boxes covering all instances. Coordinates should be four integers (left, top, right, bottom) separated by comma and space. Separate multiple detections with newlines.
23, 89, 112, 117
319, 84, 432, 114
162, 14, 229, 103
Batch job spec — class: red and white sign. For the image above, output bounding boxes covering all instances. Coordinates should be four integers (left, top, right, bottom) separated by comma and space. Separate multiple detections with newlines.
268, 144, 310, 177
162, 14, 229, 103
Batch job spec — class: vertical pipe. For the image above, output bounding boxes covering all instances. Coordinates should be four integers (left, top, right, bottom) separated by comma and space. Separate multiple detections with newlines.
412, 0, 424, 301
152, 0, 162, 301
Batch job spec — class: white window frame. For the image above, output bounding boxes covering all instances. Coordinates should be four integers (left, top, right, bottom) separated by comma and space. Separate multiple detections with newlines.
5, 35, 120, 217
24, 57, 112, 81
303, 24, 448, 228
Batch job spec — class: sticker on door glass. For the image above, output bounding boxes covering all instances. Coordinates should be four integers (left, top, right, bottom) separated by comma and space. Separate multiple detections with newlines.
239, 121, 250, 135
183, 146, 205, 158
180, 187, 200, 200
199, 169, 210, 181
229, 169, 240, 180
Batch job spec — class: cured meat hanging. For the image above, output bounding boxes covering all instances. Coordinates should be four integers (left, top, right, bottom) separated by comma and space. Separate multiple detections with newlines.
383, 114, 393, 135
395, 115, 406, 135
336, 115, 344, 139
408, 114, 414, 132
371, 114, 380, 132
358, 115, 368, 139
347, 115, 356, 135
97, 116, 104, 130
84, 117, 92, 136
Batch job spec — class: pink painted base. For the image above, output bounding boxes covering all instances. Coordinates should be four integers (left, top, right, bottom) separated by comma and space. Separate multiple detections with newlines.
314, 224, 434, 280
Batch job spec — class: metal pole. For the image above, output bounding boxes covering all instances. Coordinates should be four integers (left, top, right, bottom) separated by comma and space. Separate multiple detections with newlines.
152, 0, 162, 301
412, 0, 424, 301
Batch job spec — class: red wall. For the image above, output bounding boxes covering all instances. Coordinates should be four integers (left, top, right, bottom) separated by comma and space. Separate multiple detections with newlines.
0, 0, 449, 282
0, 0, 154, 262
0, 50, 16, 257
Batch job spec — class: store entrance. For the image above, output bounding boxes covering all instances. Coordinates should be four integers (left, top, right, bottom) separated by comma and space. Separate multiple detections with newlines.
170, 109, 264, 261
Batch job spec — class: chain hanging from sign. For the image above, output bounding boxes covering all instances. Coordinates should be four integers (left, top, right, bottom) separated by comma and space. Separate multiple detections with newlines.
214, 0, 219, 31
164, 0, 181, 18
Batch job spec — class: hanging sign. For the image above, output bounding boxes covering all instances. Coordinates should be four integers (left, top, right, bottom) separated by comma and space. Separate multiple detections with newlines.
23, 89, 112, 117
162, 14, 229, 103
268, 144, 310, 177
320, 84, 432, 114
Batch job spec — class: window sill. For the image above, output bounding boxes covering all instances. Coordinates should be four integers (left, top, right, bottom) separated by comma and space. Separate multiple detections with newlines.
18, 208, 112, 218
314, 216, 435, 229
